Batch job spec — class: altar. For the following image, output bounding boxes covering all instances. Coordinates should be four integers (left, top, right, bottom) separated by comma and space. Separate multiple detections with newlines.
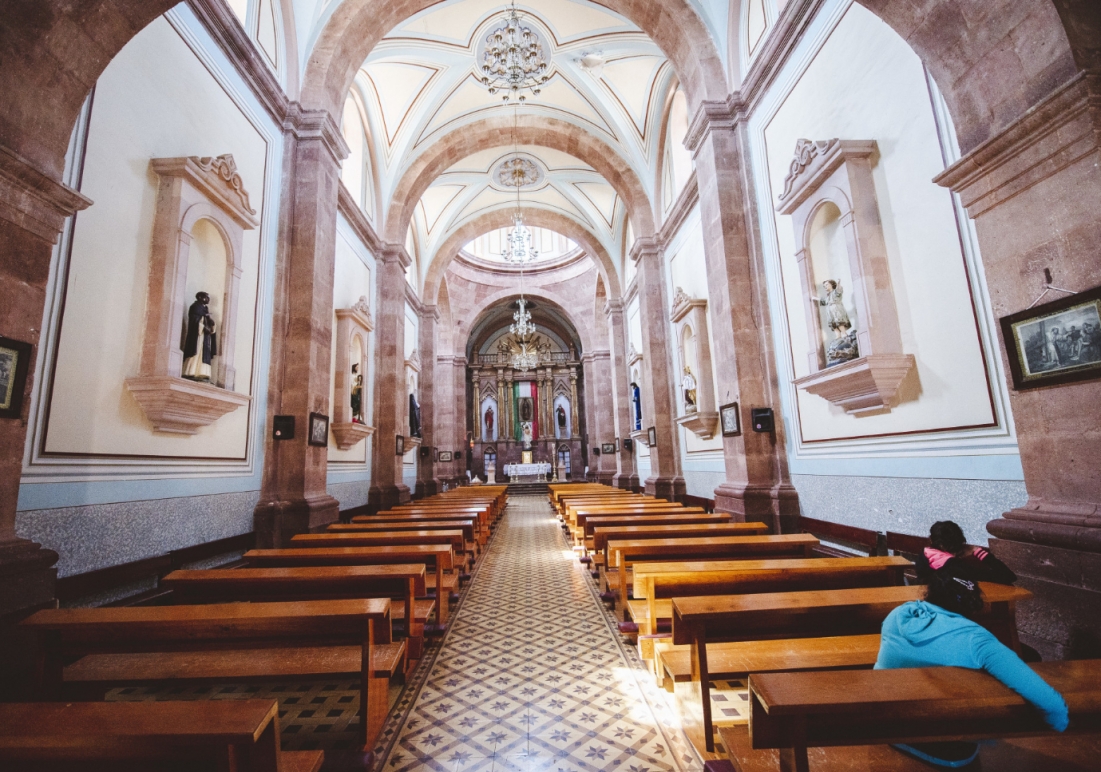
504, 462, 551, 481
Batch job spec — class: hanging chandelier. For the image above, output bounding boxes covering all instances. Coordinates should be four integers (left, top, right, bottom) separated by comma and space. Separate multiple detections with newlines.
479, 2, 550, 103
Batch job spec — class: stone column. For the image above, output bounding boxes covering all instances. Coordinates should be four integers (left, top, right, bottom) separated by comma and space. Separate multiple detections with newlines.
569, 367, 581, 439
504, 371, 514, 443
254, 108, 348, 546
630, 238, 685, 500
435, 354, 455, 487
605, 299, 638, 489
582, 351, 616, 484
934, 75, 1101, 659
414, 305, 439, 499
0, 150, 90, 615
454, 357, 468, 483
685, 103, 798, 527
496, 368, 505, 446
366, 244, 412, 510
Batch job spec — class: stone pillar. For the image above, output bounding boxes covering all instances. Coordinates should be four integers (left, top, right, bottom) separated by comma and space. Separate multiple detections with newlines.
605, 299, 639, 489
366, 244, 412, 510
504, 371, 514, 443
934, 75, 1101, 659
454, 357, 468, 483
496, 368, 505, 446
582, 351, 616, 484
435, 354, 455, 487
0, 150, 90, 615
569, 367, 580, 439
630, 238, 685, 501
685, 103, 798, 527
414, 305, 439, 499
254, 108, 348, 546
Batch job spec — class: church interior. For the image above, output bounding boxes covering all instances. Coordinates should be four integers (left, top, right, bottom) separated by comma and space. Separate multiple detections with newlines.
1, 0, 1100, 769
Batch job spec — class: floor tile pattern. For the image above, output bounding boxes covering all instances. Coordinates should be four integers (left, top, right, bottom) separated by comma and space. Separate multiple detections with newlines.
380, 494, 702, 772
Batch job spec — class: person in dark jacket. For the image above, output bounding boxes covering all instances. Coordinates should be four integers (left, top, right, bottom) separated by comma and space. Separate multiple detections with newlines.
914, 520, 1016, 585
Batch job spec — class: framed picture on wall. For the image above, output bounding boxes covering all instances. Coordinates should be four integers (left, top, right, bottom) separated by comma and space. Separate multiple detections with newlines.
601, 442, 615, 454
1000, 285, 1101, 390
395, 434, 405, 456
439, 450, 453, 462
308, 412, 329, 447
0, 336, 32, 419
720, 402, 741, 437
647, 426, 657, 447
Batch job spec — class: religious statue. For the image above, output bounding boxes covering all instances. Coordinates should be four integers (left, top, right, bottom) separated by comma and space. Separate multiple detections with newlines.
484, 405, 495, 438
521, 421, 534, 449
350, 363, 363, 423
519, 397, 533, 423
811, 279, 860, 366
556, 405, 567, 435
182, 291, 217, 382
409, 393, 422, 437
682, 365, 697, 412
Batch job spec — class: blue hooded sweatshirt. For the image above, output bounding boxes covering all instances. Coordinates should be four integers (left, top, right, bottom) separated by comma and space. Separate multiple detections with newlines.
876, 601, 1069, 731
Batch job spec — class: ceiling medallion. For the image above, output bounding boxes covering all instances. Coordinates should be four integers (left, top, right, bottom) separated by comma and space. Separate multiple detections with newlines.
479, 2, 550, 103
495, 155, 542, 189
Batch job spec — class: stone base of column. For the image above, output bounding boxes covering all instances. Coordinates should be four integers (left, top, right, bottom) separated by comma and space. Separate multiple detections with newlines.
989, 511, 1101, 660
253, 494, 341, 548
367, 483, 412, 512
589, 471, 615, 486
715, 482, 800, 532
414, 479, 439, 499
612, 473, 640, 490
645, 475, 686, 502
0, 538, 58, 618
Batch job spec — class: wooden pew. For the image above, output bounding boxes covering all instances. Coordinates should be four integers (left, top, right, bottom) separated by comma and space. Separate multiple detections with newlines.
671, 582, 1031, 751
245, 544, 455, 625
572, 508, 710, 543
794, 515, 882, 558
22, 598, 392, 750
611, 534, 821, 605
727, 659, 1101, 772
566, 500, 682, 525
352, 512, 488, 546
161, 564, 426, 664
0, 699, 323, 772
372, 508, 492, 543
329, 519, 479, 561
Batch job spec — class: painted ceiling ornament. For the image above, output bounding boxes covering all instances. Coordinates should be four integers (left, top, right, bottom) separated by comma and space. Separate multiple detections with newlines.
479, 1, 550, 103
495, 155, 542, 189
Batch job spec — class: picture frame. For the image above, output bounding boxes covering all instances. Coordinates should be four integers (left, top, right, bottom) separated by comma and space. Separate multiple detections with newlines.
438, 450, 453, 462
647, 426, 657, 447
395, 434, 405, 456
719, 401, 741, 437
307, 412, 329, 447
601, 442, 616, 454
1000, 285, 1101, 391
0, 336, 32, 419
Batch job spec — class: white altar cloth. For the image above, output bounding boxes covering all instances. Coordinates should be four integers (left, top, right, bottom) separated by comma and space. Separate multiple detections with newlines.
505, 462, 550, 477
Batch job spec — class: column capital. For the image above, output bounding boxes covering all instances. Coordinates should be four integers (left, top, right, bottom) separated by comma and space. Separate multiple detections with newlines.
283, 103, 349, 166
603, 298, 625, 316
628, 236, 662, 266
685, 97, 740, 155
379, 242, 413, 270
419, 304, 441, 323
0, 144, 92, 243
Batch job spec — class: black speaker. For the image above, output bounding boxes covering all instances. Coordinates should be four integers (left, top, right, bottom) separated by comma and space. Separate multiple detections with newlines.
592, 446, 600, 456
622, 438, 633, 451
455, 450, 464, 460
751, 408, 774, 433
419, 446, 431, 459
272, 415, 295, 440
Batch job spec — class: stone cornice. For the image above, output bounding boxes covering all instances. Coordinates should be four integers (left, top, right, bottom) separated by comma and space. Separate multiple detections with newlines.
624, 277, 639, 305
186, 0, 290, 125
336, 183, 383, 254
685, 97, 739, 155
150, 154, 260, 228
603, 298, 625, 316
0, 144, 92, 243
658, 171, 699, 245
283, 104, 350, 166
420, 303, 441, 323
933, 72, 1100, 217
404, 281, 425, 312
628, 235, 662, 265
581, 350, 611, 364
379, 243, 413, 270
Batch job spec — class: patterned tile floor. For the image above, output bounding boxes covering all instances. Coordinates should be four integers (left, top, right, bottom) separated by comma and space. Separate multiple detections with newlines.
379, 494, 703, 772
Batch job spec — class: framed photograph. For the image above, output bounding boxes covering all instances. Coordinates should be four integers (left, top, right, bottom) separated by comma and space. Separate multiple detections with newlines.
601, 442, 616, 454
395, 434, 405, 456
720, 401, 741, 437
307, 412, 329, 447
0, 336, 32, 419
647, 425, 657, 447
439, 450, 453, 462
1000, 285, 1101, 390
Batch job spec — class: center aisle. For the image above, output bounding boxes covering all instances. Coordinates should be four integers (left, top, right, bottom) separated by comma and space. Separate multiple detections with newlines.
377, 494, 702, 772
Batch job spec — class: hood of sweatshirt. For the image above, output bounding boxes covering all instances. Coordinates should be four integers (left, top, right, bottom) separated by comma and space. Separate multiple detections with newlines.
885, 600, 968, 645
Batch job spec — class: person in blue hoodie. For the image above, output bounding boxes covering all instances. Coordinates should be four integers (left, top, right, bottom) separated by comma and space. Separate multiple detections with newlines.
875, 571, 1069, 768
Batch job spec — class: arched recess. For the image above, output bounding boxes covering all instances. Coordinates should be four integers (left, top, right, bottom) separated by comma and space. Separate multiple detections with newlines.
300, 0, 729, 122
384, 114, 656, 244
423, 209, 622, 307
466, 286, 593, 357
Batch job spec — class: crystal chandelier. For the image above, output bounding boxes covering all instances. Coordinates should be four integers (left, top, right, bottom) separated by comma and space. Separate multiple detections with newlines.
479, 2, 550, 103
502, 210, 538, 264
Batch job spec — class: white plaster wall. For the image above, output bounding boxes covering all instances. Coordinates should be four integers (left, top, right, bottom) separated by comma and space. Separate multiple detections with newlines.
45, 17, 267, 458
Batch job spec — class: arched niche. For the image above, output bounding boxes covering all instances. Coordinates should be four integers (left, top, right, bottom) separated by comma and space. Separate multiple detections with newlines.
627, 347, 646, 443
483, 446, 498, 482
405, 350, 422, 444
556, 444, 572, 479
670, 287, 718, 438
125, 154, 255, 434
332, 296, 375, 450
480, 396, 498, 442
553, 393, 572, 439
776, 139, 916, 415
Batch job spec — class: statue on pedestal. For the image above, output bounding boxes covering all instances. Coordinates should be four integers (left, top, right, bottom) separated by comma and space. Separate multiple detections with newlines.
556, 405, 567, 436
409, 393, 422, 437
682, 365, 697, 413
350, 363, 363, 423
182, 291, 217, 382
811, 279, 859, 366
484, 405, 494, 438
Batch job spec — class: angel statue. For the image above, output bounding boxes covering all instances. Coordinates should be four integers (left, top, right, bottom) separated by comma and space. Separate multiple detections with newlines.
812, 279, 859, 365
682, 366, 697, 413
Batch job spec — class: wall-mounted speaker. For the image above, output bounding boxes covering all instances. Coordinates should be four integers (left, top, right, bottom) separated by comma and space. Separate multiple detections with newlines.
592, 446, 600, 456
419, 446, 431, 459
622, 438, 633, 451
751, 408, 774, 433
273, 415, 294, 440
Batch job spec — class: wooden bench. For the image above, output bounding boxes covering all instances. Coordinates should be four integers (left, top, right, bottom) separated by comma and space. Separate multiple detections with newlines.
0, 699, 323, 772
727, 659, 1101, 772
365, 509, 491, 544
161, 564, 425, 666
567, 502, 688, 527
330, 519, 478, 553
671, 582, 1031, 751
244, 544, 456, 624
591, 523, 767, 573
292, 531, 466, 570
22, 598, 393, 750
794, 515, 881, 558
572, 508, 711, 543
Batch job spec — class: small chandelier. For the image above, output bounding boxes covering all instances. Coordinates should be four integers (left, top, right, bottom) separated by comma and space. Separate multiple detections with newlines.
502, 210, 539, 264
510, 297, 536, 338
480, 2, 550, 103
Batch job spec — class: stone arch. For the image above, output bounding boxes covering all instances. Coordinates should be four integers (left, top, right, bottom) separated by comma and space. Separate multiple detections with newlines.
300, 0, 728, 122
423, 208, 622, 306
384, 114, 656, 244
468, 286, 594, 356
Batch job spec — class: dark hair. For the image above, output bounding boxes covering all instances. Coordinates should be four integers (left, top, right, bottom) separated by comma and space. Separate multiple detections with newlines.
929, 520, 967, 555
925, 571, 984, 617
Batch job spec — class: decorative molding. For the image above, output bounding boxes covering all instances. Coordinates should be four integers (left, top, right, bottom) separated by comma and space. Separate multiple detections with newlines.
627, 344, 643, 368
775, 139, 877, 213
124, 376, 250, 434
658, 171, 699, 245
628, 235, 661, 266
405, 349, 421, 373
336, 183, 383, 254
676, 411, 719, 440
684, 97, 739, 155
602, 298, 624, 316
331, 421, 375, 451
629, 428, 650, 447
0, 144, 93, 243
405, 435, 423, 449
150, 155, 259, 227
792, 354, 916, 415
669, 287, 707, 323
380, 242, 413, 270
283, 104, 350, 166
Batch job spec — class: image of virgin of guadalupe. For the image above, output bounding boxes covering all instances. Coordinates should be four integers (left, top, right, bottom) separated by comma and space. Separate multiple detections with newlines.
182, 291, 217, 382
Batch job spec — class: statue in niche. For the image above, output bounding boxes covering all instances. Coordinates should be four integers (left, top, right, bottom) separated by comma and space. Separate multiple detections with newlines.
521, 421, 534, 449
182, 291, 217, 382
811, 279, 860, 366
556, 405, 567, 435
484, 406, 494, 438
350, 363, 363, 423
409, 393, 422, 437
682, 365, 698, 413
